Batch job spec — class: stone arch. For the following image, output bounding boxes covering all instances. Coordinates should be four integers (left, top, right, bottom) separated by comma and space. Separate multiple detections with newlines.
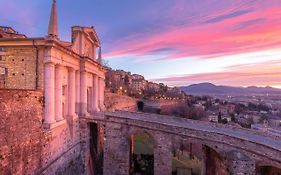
128, 127, 158, 147
130, 129, 155, 175
171, 136, 203, 175
202, 145, 230, 175
256, 165, 281, 175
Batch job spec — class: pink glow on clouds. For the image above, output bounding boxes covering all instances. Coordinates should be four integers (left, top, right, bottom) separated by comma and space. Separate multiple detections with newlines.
104, 0, 281, 87
2, 0, 280, 87
106, 1, 281, 61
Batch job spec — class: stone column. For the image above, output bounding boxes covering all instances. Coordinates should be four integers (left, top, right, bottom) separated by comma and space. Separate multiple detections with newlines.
80, 71, 88, 116
103, 123, 130, 175
44, 62, 56, 125
68, 68, 76, 119
154, 132, 172, 175
55, 65, 64, 121
226, 151, 255, 175
75, 70, 80, 114
92, 74, 99, 112
98, 77, 105, 111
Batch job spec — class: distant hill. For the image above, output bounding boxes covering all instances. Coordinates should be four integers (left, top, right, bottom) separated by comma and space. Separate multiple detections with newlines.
179, 83, 281, 95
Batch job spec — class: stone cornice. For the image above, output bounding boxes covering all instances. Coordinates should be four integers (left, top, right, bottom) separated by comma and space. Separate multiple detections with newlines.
82, 56, 106, 72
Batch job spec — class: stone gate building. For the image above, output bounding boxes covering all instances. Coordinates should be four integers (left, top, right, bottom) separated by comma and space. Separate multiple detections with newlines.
0, 0, 106, 174
0, 0, 106, 124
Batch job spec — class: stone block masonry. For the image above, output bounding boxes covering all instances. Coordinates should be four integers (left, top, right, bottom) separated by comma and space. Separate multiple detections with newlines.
103, 123, 131, 175
0, 90, 45, 174
0, 47, 38, 90
0, 90, 86, 175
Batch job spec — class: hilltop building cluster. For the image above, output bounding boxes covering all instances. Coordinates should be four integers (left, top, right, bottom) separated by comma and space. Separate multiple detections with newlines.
105, 68, 186, 99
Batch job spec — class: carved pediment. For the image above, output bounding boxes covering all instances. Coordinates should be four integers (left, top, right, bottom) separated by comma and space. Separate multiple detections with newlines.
71, 26, 100, 59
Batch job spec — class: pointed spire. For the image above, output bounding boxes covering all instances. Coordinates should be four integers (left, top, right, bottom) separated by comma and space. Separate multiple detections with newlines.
48, 0, 58, 39
98, 47, 102, 64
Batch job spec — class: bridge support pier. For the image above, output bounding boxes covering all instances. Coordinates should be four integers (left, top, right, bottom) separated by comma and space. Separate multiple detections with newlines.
154, 132, 172, 175
103, 123, 130, 175
226, 150, 256, 175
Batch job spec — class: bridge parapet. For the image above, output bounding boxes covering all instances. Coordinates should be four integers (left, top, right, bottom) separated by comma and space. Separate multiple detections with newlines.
83, 111, 281, 175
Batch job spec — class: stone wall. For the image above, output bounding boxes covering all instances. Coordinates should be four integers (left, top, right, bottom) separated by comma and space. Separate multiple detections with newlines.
0, 90, 45, 175
105, 92, 137, 112
0, 47, 38, 89
0, 90, 86, 175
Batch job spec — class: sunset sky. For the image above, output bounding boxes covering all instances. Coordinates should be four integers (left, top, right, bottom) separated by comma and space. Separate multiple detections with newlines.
1, 0, 281, 87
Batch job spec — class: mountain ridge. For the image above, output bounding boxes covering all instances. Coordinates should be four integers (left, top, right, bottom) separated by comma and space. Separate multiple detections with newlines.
179, 82, 281, 95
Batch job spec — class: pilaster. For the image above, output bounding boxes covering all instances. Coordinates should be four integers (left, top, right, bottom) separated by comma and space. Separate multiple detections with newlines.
80, 71, 88, 116
92, 74, 99, 112
75, 70, 80, 114
55, 64, 64, 121
68, 67, 76, 120
44, 62, 56, 125
98, 77, 105, 111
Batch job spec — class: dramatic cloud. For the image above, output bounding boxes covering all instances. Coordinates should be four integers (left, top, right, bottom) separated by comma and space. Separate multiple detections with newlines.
105, 0, 281, 61
2, 0, 281, 87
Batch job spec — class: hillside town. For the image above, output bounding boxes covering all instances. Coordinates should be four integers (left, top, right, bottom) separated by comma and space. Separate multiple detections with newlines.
104, 68, 281, 137
105, 68, 186, 99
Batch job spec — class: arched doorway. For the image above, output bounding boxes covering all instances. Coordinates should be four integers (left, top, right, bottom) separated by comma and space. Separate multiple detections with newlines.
137, 101, 144, 112
203, 145, 229, 175
130, 131, 154, 175
172, 142, 202, 175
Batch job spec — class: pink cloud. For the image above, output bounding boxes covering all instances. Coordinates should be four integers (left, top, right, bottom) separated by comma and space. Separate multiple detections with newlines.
105, 1, 281, 61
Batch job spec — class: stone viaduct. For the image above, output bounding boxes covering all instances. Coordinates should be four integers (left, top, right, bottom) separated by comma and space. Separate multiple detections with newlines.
82, 111, 281, 175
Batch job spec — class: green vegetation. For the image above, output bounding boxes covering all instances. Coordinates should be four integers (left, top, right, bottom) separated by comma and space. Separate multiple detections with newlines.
133, 133, 202, 175
133, 133, 154, 155
172, 153, 201, 175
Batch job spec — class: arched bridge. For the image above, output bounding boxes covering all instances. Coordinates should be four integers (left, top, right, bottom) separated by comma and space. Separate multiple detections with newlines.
81, 111, 281, 175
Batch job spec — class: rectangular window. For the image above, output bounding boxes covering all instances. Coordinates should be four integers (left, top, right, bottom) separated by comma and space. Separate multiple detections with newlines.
0, 67, 6, 75
62, 85, 67, 96
0, 56, 5, 61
